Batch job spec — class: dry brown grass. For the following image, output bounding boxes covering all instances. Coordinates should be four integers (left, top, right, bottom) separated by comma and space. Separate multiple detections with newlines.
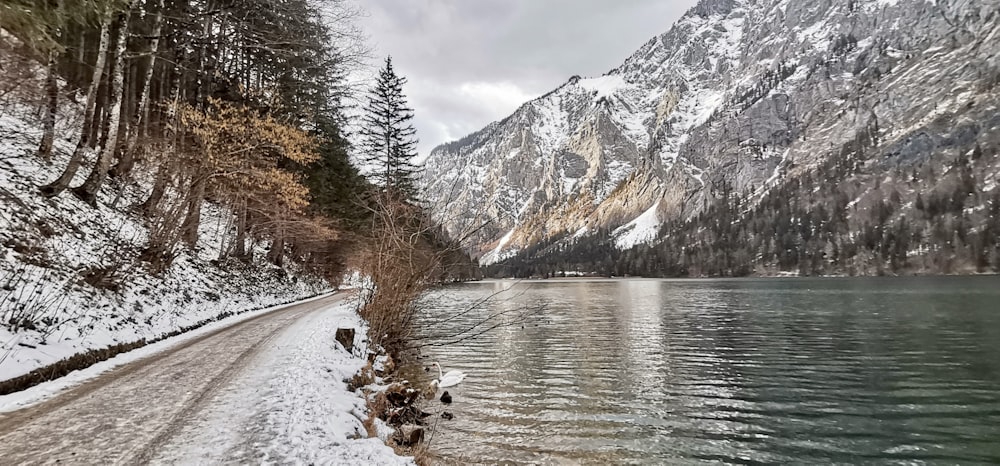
361, 388, 390, 439
346, 361, 376, 392
395, 442, 435, 466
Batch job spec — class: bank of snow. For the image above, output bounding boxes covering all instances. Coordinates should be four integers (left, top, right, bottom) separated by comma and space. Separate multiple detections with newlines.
480, 228, 518, 266
0, 294, 414, 464
151, 297, 412, 464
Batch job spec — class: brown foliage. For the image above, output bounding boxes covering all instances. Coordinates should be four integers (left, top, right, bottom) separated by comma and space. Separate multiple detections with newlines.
140, 99, 341, 272
175, 98, 318, 213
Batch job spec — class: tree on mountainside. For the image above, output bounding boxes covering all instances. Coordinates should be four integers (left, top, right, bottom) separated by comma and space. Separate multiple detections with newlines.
0, 0, 74, 160
358, 56, 421, 201
109, 0, 164, 179
1, 1, 60, 160
305, 117, 371, 229
485, 132, 1000, 279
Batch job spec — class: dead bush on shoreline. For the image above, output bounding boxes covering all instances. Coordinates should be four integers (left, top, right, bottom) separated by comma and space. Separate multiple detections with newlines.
354, 193, 443, 358
353, 189, 540, 360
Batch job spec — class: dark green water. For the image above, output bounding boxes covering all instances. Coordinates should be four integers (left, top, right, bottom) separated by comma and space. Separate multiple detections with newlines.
415, 277, 1000, 465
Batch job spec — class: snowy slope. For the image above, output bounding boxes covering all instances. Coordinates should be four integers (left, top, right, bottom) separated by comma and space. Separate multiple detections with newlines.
421, 0, 1000, 259
1, 70, 329, 384
613, 201, 661, 250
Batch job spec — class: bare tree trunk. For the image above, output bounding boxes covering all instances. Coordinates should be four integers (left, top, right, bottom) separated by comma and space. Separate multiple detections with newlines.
75, 31, 86, 86
116, 60, 137, 154
180, 177, 206, 247
92, 59, 110, 148
112, 0, 163, 179
74, 6, 134, 205
140, 161, 170, 214
234, 199, 248, 260
36, 52, 59, 160
40, 11, 113, 198
195, 3, 216, 108
267, 234, 285, 266
140, 67, 180, 215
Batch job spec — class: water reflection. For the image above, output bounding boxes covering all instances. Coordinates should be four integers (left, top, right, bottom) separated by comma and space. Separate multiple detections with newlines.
414, 277, 1000, 464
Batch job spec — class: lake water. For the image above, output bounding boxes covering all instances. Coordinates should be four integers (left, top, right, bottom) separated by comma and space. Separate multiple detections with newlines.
413, 277, 1000, 464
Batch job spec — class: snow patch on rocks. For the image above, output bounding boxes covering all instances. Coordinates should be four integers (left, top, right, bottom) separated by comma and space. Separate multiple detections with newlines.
614, 201, 661, 250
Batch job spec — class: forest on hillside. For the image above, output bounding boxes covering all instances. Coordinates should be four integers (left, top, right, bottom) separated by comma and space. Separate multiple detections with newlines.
0, 0, 478, 283
489, 126, 1000, 279
1, 0, 371, 277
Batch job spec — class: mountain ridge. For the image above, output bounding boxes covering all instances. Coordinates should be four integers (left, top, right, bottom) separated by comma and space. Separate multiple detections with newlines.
422, 0, 1000, 274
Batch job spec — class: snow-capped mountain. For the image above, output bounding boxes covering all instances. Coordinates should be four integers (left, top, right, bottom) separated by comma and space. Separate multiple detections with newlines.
421, 0, 1000, 264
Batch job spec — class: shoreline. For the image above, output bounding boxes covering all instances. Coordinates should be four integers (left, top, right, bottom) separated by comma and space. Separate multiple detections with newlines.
475, 272, 1000, 281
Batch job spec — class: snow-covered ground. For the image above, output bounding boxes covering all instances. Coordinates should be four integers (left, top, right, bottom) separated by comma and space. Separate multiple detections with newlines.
480, 228, 518, 266
0, 294, 413, 464
151, 297, 412, 465
0, 292, 335, 413
1, 58, 327, 384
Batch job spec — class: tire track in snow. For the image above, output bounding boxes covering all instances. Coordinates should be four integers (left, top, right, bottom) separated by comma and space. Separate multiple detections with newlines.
0, 293, 346, 464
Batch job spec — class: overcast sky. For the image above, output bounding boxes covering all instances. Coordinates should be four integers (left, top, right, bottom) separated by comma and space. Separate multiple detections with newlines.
355, 0, 699, 158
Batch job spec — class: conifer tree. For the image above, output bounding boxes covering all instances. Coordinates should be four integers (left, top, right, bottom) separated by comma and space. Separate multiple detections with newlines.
359, 56, 421, 201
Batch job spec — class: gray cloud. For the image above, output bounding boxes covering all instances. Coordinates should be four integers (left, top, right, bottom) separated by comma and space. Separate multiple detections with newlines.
356, 0, 700, 156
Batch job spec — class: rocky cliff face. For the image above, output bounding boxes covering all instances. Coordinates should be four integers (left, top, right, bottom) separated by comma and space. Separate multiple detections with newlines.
421, 0, 1000, 264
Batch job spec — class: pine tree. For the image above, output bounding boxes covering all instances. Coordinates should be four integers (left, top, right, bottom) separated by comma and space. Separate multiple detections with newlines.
359, 56, 421, 201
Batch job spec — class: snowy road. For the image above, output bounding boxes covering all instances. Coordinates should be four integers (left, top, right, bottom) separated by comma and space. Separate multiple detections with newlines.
0, 293, 409, 464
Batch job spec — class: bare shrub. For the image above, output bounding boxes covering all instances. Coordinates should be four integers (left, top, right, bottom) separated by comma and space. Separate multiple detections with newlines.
139, 154, 188, 274
0, 32, 44, 119
0, 266, 74, 337
354, 185, 519, 359
354, 193, 444, 358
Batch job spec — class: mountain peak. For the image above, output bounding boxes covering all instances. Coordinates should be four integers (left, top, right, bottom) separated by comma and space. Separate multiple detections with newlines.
422, 0, 1000, 270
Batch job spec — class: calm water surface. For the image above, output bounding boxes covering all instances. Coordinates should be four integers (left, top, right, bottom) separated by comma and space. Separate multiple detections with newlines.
413, 277, 1000, 465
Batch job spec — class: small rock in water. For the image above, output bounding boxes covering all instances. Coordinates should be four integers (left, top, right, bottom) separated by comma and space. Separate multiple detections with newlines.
440, 391, 452, 404
441, 411, 454, 420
